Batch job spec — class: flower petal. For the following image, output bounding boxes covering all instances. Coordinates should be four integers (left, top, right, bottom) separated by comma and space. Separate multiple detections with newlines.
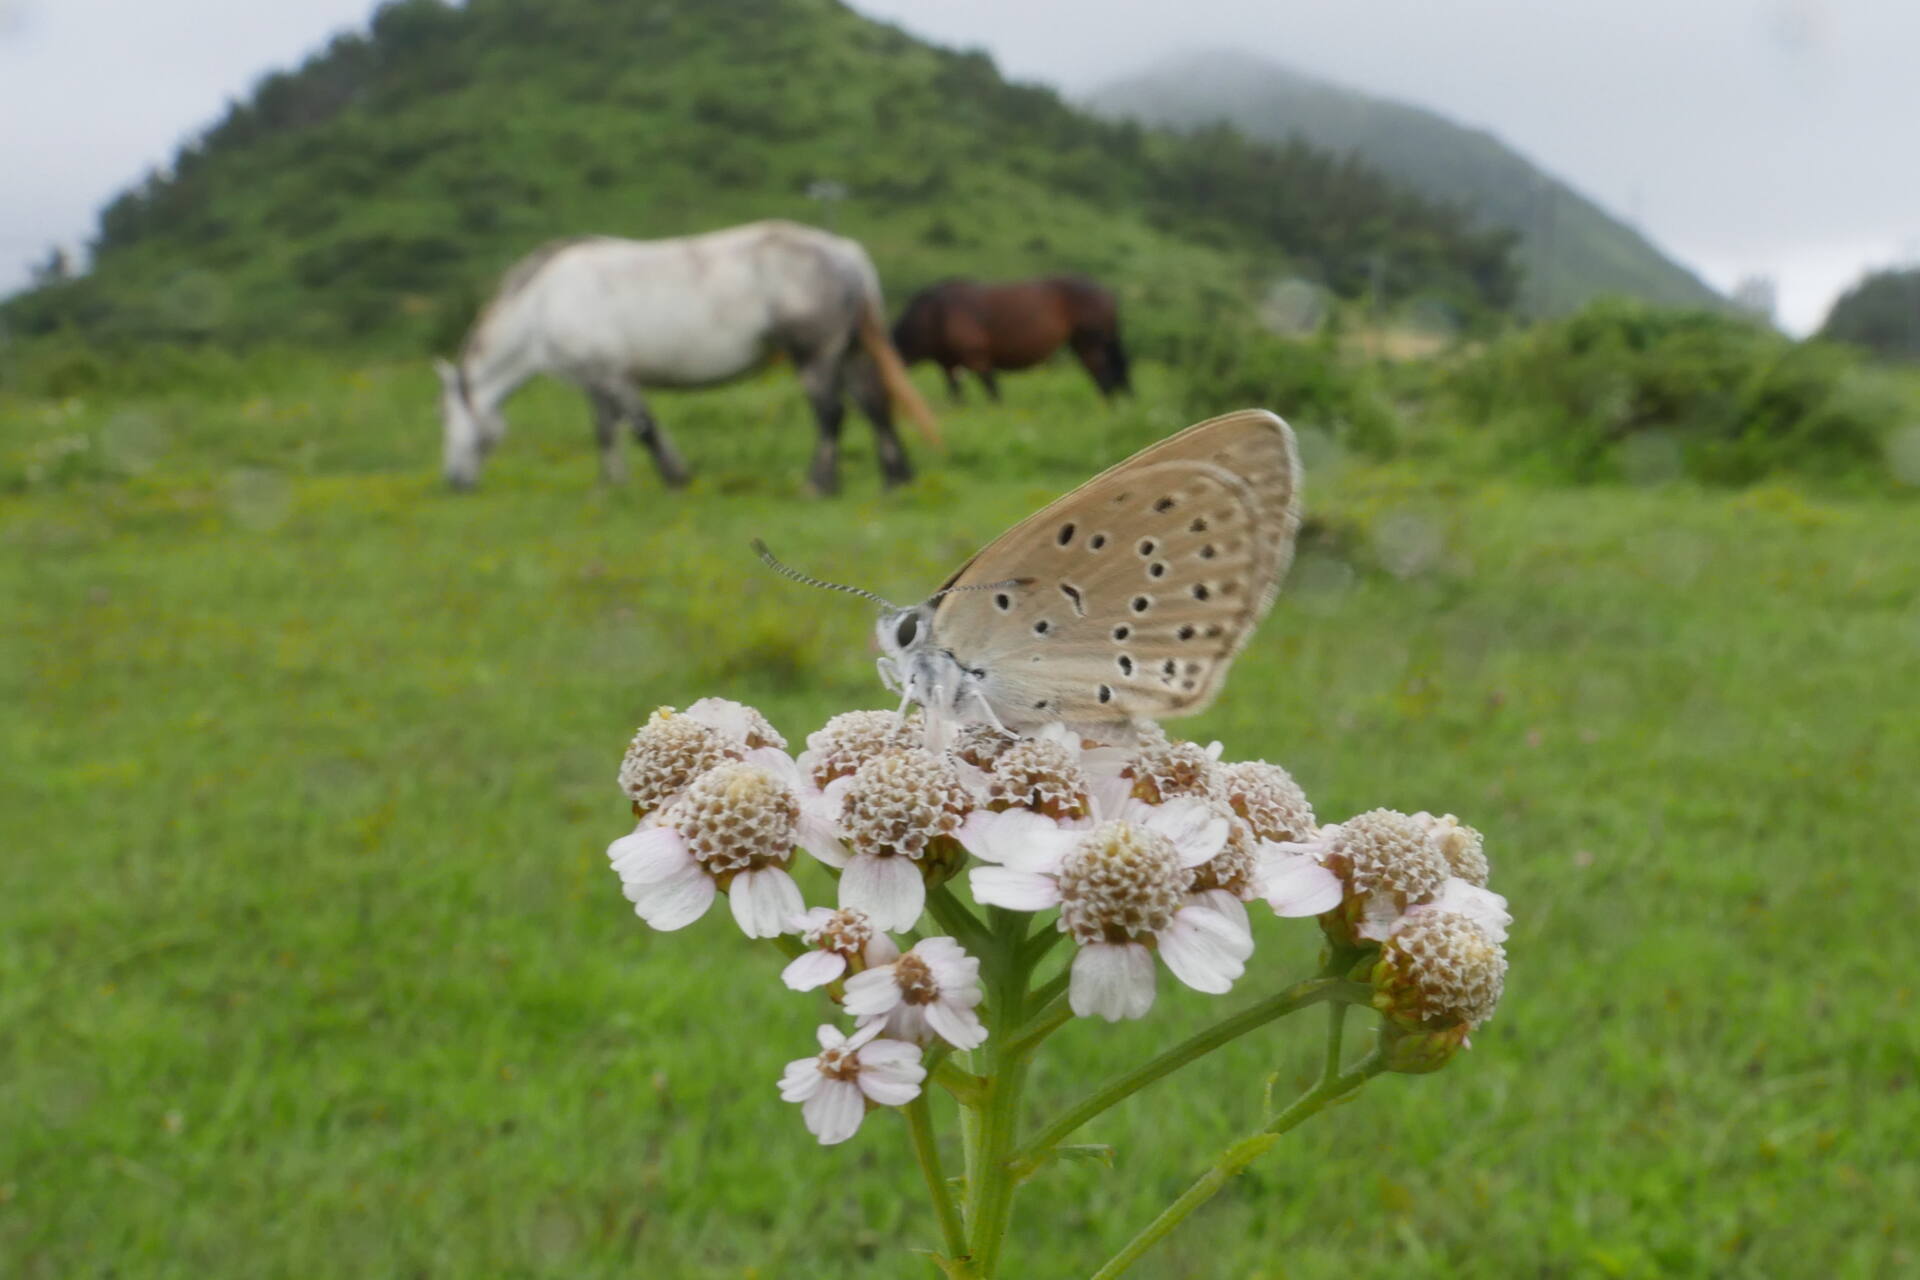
1159, 905, 1253, 994
1429, 878, 1512, 943
1356, 893, 1404, 941
608, 826, 694, 883
860, 1059, 925, 1113
958, 808, 1076, 871
863, 932, 901, 966
1143, 797, 1229, 865
1070, 942, 1157, 1021
924, 1000, 988, 1051
631, 861, 715, 931
728, 867, 804, 939
1259, 852, 1345, 917
794, 805, 849, 868
778, 1057, 823, 1101
743, 744, 801, 786
802, 1079, 867, 1144
781, 949, 849, 992
969, 866, 1062, 911
840, 853, 925, 932
1188, 887, 1250, 933
841, 965, 904, 1017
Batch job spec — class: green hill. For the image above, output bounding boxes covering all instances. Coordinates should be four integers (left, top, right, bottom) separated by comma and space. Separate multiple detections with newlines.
1820, 265, 1920, 361
1086, 50, 1723, 316
2, 0, 1520, 356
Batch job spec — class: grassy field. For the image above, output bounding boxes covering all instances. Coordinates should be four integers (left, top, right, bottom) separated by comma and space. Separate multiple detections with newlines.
3, 357, 1917, 1278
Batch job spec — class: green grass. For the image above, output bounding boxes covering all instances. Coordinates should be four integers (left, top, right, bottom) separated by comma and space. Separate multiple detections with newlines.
3, 357, 1917, 1278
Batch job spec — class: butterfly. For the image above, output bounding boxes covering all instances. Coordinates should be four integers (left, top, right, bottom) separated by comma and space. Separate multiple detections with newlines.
863, 408, 1303, 739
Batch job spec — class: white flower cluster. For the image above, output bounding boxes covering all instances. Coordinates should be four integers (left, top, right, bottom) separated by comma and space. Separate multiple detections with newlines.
605, 700, 1512, 1142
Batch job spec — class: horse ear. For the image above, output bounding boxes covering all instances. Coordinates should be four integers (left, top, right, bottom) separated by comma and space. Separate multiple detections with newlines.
432, 357, 457, 387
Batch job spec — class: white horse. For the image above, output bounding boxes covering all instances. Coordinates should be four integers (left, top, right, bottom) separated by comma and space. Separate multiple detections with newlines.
434, 220, 941, 493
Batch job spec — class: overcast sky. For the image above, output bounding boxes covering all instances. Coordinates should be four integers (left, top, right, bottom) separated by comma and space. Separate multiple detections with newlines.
3, 0, 1916, 333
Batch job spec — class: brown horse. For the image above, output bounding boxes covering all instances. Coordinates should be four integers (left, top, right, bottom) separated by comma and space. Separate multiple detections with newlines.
891, 275, 1132, 403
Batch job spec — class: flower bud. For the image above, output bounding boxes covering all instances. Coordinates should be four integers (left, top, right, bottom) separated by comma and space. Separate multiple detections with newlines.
1218, 761, 1316, 843
1126, 737, 1221, 805
1420, 812, 1489, 887
1370, 910, 1506, 1033
800, 709, 923, 788
618, 707, 743, 817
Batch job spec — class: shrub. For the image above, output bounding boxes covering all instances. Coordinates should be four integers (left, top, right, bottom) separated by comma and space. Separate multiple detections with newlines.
1172, 322, 1402, 458
1443, 300, 1904, 485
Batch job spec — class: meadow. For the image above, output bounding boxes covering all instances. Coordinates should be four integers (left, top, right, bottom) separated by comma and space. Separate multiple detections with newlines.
3, 355, 1917, 1278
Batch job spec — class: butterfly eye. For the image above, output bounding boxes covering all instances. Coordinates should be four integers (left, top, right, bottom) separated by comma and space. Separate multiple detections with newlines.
895, 614, 920, 647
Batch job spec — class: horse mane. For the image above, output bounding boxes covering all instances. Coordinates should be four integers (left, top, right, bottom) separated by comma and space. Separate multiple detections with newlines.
460, 235, 606, 364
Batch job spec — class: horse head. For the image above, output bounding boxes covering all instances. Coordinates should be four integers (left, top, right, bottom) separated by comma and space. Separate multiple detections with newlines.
434, 357, 489, 491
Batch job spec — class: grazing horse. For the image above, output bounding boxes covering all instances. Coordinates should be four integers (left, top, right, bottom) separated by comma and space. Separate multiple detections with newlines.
890, 275, 1132, 403
434, 221, 940, 494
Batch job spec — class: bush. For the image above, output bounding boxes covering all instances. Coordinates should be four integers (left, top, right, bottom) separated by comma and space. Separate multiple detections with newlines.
1171, 322, 1401, 458
1443, 300, 1905, 485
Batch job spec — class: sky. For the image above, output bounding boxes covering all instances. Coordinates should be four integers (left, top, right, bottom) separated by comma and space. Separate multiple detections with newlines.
3, 0, 1916, 333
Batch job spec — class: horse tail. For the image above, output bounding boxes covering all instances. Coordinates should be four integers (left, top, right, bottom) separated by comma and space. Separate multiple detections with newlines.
859, 296, 944, 448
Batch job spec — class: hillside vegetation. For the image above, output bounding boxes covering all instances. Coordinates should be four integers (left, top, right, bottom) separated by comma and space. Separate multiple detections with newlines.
1820, 265, 1920, 362
1087, 51, 1723, 316
1, 0, 1517, 356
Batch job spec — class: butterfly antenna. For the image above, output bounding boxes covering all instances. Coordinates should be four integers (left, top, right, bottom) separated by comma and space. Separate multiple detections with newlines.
751, 539, 899, 610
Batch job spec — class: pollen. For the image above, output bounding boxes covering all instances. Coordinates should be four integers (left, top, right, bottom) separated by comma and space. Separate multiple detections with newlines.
803, 709, 924, 788
839, 749, 973, 860
1056, 821, 1188, 946
1326, 809, 1450, 910
1127, 737, 1221, 805
665, 762, 800, 875
1219, 761, 1317, 843
985, 738, 1092, 820
1425, 813, 1490, 887
1377, 911, 1507, 1029
618, 707, 743, 816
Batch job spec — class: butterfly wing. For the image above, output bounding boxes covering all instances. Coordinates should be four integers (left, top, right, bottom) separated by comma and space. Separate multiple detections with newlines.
928, 410, 1301, 730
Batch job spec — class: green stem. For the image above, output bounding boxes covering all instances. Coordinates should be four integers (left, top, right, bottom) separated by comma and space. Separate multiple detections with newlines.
1087, 1047, 1389, 1280
1009, 978, 1360, 1176
1003, 991, 1073, 1058
905, 1093, 968, 1266
956, 906, 1039, 1278
1024, 965, 1071, 1018
926, 884, 993, 956
931, 1057, 988, 1109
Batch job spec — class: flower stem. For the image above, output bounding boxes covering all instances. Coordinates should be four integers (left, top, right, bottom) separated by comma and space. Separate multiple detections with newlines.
1003, 990, 1073, 1058
1009, 978, 1360, 1176
1086, 1046, 1390, 1280
905, 1093, 968, 1266
927, 884, 993, 956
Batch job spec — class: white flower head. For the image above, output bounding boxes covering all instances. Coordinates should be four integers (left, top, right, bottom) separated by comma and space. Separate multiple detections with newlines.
777, 1022, 926, 1146
968, 797, 1251, 1021
842, 936, 987, 1049
797, 709, 923, 789
1123, 734, 1226, 806
1417, 811, 1490, 887
1374, 908, 1509, 1030
683, 697, 787, 751
819, 747, 973, 931
607, 751, 841, 939
616, 707, 743, 817
780, 907, 902, 991
1219, 760, 1317, 843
